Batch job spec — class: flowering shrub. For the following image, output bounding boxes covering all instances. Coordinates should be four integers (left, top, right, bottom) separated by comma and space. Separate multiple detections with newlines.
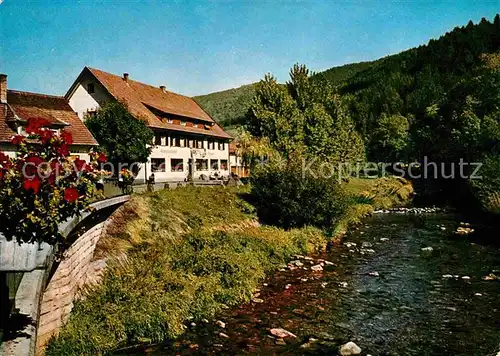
0, 117, 106, 246
117, 168, 135, 194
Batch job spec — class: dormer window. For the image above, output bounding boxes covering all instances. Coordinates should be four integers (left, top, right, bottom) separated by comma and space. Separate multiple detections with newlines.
167, 118, 173, 124
87, 83, 95, 94
180, 121, 186, 126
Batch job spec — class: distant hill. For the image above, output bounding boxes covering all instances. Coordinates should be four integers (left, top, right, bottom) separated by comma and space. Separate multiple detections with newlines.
194, 83, 258, 130
194, 60, 379, 129
311, 59, 383, 84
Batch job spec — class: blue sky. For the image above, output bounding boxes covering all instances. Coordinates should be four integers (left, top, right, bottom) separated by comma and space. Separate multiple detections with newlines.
1, 1, 499, 97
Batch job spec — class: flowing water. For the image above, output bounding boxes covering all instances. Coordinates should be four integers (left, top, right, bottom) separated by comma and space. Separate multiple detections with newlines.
128, 213, 500, 355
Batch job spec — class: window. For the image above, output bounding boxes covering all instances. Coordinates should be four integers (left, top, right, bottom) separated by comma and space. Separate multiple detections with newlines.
208, 140, 215, 150
196, 139, 204, 149
218, 141, 225, 150
167, 118, 173, 124
154, 133, 162, 146
193, 123, 198, 128
151, 158, 166, 172
188, 139, 194, 148
210, 159, 219, 170
181, 121, 187, 126
87, 83, 95, 94
171, 158, 184, 172
220, 159, 228, 170
180, 136, 186, 147
196, 159, 208, 171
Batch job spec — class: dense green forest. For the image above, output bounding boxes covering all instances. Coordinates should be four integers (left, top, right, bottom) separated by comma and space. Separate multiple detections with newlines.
198, 15, 500, 214
194, 60, 380, 130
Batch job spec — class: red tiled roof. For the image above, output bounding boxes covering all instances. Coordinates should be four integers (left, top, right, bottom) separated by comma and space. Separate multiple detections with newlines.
0, 90, 98, 146
80, 67, 232, 139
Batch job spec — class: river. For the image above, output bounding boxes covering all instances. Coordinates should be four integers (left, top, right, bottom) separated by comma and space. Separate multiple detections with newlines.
127, 213, 500, 355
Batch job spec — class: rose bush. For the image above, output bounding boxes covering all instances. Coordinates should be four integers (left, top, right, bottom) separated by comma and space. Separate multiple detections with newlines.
0, 117, 106, 247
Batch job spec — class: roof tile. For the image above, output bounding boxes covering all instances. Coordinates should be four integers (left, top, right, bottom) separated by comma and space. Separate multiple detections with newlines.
85, 67, 232, 139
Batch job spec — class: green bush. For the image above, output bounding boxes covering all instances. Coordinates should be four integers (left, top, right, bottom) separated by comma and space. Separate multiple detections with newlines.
250, 158, 350, 229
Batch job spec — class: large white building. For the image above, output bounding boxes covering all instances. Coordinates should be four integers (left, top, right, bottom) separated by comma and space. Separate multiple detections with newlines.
65, 67, 232, 183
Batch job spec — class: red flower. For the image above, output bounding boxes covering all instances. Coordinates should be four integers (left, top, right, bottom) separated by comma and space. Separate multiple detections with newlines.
74, 158, 88, 172
56, 143, 70, 157
97, 152, 107, 163
26, 117, 50, 134
11, 135, 25, 146
0, 152, 9, 164
47, 161, 62, 186
60, 130, 73, 145
39, 129, 55, 144
23, 177, 41, 194
24, 155, 45, 178
64, 187, 79, 202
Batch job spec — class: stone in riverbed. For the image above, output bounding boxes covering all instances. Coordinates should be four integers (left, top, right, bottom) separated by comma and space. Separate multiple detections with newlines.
216, 320, 226, 328
270, 328, 297, 339
368, 271, 379, 277
482, 273, 498, 281
219, 332, 230, 339
421, 246, 434, 252
311, 264, 323, 272
289, 260, 304, 267
339, 341, 362, 355
252, 298, 264, 303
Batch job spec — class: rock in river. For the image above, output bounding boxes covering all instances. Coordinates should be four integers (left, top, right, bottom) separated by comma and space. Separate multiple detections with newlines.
270, 328, 297, 339
339, 341, 362, 355
311, 264, 323, 272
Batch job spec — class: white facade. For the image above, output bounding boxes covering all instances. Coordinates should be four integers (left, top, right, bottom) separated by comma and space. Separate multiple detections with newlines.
66, 72, 231, 183
137, 138, 230, 183
230, 153, 246, 176
68, 75, 112, 120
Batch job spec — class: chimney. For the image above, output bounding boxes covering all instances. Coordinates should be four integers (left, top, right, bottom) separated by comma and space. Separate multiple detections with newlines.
123, 73, 129, 82
159, 85, 167, 93
0, 74, 7, 103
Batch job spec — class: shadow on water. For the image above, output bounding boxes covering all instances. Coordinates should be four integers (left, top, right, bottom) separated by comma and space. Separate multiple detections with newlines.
117, 213, 500, 356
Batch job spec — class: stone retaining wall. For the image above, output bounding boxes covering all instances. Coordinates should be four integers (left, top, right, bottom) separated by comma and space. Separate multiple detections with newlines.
35, 222, 106, 354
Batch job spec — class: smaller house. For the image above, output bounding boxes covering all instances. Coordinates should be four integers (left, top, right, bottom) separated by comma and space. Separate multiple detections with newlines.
229, 142, 250, 178
0, 74, 98, 159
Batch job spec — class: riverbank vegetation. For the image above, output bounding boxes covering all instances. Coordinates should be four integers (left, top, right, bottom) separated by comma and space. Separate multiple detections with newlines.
46, 176, 410, 355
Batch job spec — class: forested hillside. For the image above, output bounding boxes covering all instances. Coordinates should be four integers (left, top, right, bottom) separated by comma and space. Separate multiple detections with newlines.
194, 60, 379, 129
341, 16, 500, 160
194, 83, 258, 129
227, 15, 500, 214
